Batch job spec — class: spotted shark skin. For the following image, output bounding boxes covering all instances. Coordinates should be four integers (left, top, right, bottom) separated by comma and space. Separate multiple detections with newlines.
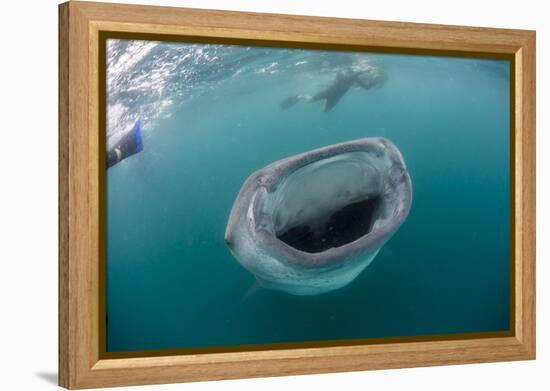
225, 137, 412, 296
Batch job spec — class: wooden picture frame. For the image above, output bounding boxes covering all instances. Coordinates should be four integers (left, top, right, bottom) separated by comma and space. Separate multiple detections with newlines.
59, 1, 536, 389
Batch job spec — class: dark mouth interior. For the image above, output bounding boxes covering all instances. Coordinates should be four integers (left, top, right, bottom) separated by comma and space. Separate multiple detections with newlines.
277, 196, 381, 253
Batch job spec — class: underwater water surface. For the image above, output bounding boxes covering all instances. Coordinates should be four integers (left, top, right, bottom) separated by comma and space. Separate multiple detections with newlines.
106, 39, 510, 352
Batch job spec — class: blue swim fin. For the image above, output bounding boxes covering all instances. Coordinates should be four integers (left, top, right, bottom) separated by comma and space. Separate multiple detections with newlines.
107, 119, 144, 169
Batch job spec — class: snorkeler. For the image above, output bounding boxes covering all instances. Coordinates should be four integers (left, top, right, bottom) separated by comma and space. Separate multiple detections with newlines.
280, 65, 387, 112
106, 119, 144, 169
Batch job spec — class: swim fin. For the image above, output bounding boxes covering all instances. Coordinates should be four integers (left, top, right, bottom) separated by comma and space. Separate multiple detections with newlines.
106, 119, 144, 169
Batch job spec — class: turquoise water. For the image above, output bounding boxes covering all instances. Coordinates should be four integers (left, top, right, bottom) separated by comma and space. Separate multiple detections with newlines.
106, 40, 510, 352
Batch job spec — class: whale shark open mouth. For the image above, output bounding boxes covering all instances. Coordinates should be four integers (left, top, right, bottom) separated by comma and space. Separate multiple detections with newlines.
225, 137, 412, 295
277, 196, 382, 253
265, 152, 386, 254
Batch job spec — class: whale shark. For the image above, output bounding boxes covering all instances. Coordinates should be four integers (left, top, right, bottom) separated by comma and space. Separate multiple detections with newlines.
225, 137, 412, 296
280, 65, 387, 112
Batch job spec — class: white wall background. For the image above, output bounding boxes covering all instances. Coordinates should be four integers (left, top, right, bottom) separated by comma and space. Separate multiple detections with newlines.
0, 0, 546, 389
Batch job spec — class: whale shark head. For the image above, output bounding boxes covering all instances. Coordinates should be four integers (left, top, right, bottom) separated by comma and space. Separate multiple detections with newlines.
225, 137, 412, 296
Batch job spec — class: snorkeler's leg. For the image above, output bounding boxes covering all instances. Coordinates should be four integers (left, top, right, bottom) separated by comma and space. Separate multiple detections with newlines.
280, 94, 313, 109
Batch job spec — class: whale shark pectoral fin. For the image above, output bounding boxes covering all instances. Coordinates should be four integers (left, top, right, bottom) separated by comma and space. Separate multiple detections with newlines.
241, 280, 261, 302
